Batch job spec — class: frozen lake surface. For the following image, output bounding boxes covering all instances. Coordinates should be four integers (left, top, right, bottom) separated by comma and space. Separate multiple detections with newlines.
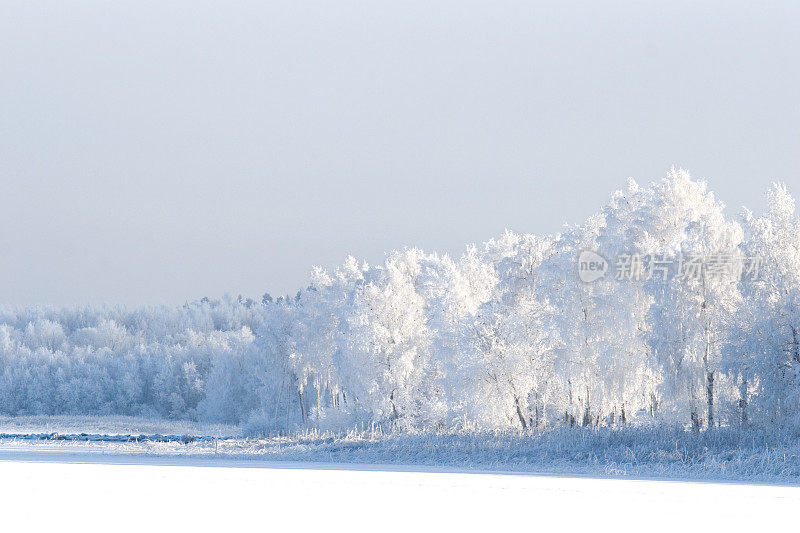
1, 448, 798, 531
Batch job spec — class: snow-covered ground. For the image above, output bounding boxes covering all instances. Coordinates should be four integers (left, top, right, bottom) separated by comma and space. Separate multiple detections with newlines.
0, 414, 240, 437
1, 454, 798, 531
1, 416, 798, 529
2, 416, 800, 484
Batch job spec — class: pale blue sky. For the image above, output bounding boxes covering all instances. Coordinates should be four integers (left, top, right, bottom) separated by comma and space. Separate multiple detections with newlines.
1, 1, 798, 306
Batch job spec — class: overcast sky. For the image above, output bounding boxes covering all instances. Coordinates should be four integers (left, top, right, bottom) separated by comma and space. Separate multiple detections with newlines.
1, 1, 799, 306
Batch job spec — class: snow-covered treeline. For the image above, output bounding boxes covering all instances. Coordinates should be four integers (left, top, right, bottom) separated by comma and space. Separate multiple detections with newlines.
2, 170, 800, 435
0, 299, 262, 419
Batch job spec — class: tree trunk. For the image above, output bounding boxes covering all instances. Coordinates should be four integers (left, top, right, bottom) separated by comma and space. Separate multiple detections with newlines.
582, 386, 592, 427
701, 276, 714, 429
650, 392, 658, 418
706, 371, 714, 429
739, 376, 748, 426
514, 396, 528, 430
703, 324, 714, 429
298, 390, 307, 424
389, 389, 399, 421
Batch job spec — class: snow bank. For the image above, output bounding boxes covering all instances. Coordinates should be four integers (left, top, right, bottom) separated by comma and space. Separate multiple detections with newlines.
2, 424, 799, 484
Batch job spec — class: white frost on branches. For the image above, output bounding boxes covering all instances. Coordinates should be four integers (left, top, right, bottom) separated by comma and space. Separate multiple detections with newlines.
1, 170, 799, 435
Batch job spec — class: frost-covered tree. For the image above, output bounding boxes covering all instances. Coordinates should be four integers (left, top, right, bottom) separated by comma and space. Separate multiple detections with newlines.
337, 250, 433, 429
733, 183, 800, 426
416, 247, 496, 427
593, 179, 660, 425
538, 216, 609, 427
4, 170, 800, 436
454, 232, 558, 429
640, 170, 742, 428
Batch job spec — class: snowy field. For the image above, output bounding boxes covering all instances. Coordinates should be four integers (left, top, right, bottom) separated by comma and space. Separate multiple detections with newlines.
0, 418, 798, 531
2, 415, 800, 484
1, 455, 798, 531
0, 414, 240, 437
